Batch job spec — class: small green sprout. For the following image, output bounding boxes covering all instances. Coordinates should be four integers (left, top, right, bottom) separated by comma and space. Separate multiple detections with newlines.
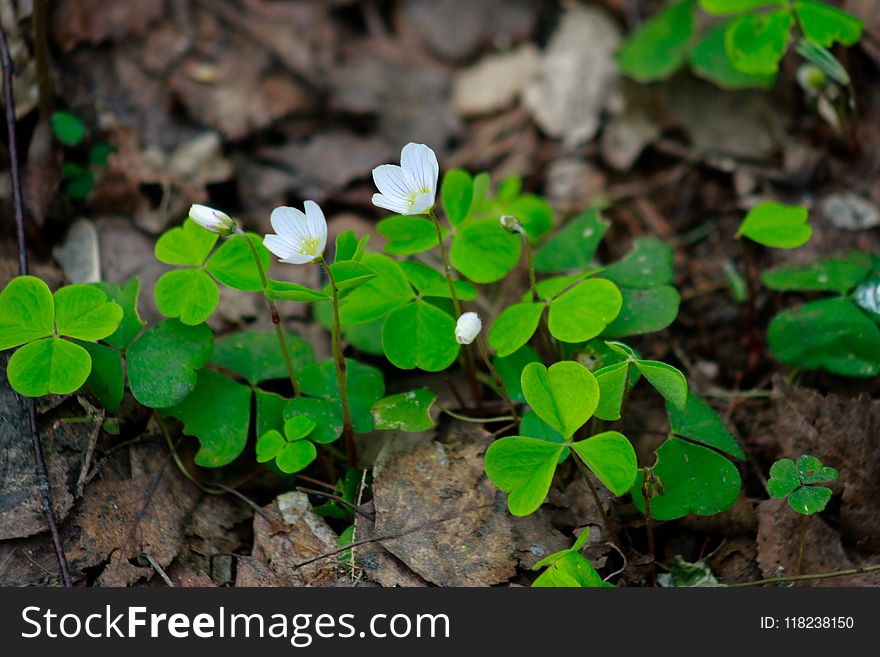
257, 416, 319, 474
531, 529, 611, 588
767, 454, 838, 514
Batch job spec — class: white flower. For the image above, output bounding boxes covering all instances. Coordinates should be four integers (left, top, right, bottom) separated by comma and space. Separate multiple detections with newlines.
372, 142, 439, 216
500, 214, 525, 235
263, 201, 328, 265
455, 312, 482, 345
189, 204, 237, 235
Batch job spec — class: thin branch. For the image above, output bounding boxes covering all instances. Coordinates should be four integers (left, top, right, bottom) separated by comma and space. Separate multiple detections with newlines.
727, 563, 880, 588
0, 21, 72, 587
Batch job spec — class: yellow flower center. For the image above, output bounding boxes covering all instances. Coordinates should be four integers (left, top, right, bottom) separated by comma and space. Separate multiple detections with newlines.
407, 186, 431, 208
298, 237, 321, 256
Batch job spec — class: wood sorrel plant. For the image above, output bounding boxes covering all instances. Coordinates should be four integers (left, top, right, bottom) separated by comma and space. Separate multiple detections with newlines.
0, 141, 752, 587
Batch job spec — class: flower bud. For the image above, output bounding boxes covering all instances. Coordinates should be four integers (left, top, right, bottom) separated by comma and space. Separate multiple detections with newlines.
500, 214, 525, 235
455, 311, 482, 345
189, 204, 237, 236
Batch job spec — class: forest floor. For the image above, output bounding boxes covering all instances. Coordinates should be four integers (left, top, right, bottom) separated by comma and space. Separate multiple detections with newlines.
1, 0, 879, 587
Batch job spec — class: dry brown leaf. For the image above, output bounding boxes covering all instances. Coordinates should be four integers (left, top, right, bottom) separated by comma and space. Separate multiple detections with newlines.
51, 0, 166, 52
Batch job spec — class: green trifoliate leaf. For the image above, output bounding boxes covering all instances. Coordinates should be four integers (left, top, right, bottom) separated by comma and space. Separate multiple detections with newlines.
690, 22, 776, 89
532, 551, 607, 588
0, 276, 55, 349
603, 237, 674, 288
399, 261, 476, 301
521, 361, 599, 439
534, 272, 596, 300
667, 394, 745, 459
761, 252, 870, 294
205, 232, 270, 292
79, 341, 125, 414
53, 285, 122, 342
493, 346, 541, 403
127, 319, 214, 408
699, 0, 786, 14
725, 8, 794, 76
768, 298, 880, 377
617, 0, 696, 83
602, 286, 680, 338
441, 169, 474, 225
382, 300, 460, 372
548, 279, 622, 343
50, 111, 87, 146
793, 1, 862, 48
737, 202, 811, 248
154, 268, 219, 325
338, 254, 414, 324
155, 219, 218, 266
533, 208, 609, 274
484, 436, 565, 516
211, 330, 314, 385
634, 360, 688, 410
93, 278, 144, 349
163, 369, 251, 467
518, 411, 566, 449
571, 431, 638, 496
632, 437, 742, 521
7, 337, 92, 397
371, 388, 437, 432
594, 361, 630, 421
377, 216, 446, 255
488, 302, 545, 358
450, 218, 521, 284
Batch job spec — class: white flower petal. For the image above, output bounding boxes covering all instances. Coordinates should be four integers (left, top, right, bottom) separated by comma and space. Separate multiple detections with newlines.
409, 191, 436, 215
303, 200, 328, 249
281, 251, 317, 265
401, 143, 438, 196
270, 206, 308, 240
372, 192, 411, 215
372, 164, 411, 204
263, 234, 297, 260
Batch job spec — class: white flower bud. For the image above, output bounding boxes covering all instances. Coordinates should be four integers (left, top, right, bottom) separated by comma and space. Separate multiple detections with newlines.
455, 312, 482, 345
189, 204, 237, 235
500, 214, 524, 234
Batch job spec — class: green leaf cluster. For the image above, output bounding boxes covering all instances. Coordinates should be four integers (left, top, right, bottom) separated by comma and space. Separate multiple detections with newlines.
767, 454, 838, 514
618, 0, 862, 90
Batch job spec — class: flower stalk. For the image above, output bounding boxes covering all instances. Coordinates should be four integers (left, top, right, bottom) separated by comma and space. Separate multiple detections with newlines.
236, 227, 300, 397
320, 256, 356, 467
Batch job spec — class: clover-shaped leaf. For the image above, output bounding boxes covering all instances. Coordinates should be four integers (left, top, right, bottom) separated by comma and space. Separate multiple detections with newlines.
441, 169, 474, 225
93, 278, 144, 349
532, 551, 607, 588
632, 437, 742, 521
617, 0, 695, 83
736, 202, 811, 248
666, 394, 745, 459
690, 22, 776, 89
256, 416, 318, 474
761, 252, 871, 294
377, 216, 447, 255
0, 276, 123, 396
371, 388, 437, 432
634, 360, 688, 410
339, 254, 414, 324
767, 455, 837, 515
382, 300, 460, 372
521, 361, 599, 439
591, 350, 687, 420
793, 1, 863, 48
603, 237, 675, 289
484, 437, 564, 516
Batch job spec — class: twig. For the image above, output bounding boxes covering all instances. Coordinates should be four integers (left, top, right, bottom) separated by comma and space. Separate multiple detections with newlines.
143, 553, 175, 587
440, 407, 514, 423
0, 22, 72, 587
727, 563, 880, 588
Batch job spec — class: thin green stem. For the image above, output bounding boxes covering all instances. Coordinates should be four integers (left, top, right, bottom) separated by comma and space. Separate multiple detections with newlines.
428, 209, 482, 411
475, 335, 519, 421
727, 563, 880, 588
321, 256, 356, 467
237, 228, 300, 396
441, 407, 514, 423
522, 231, 539, 304
796, 514, 807, 578
571, 450, 625, 551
